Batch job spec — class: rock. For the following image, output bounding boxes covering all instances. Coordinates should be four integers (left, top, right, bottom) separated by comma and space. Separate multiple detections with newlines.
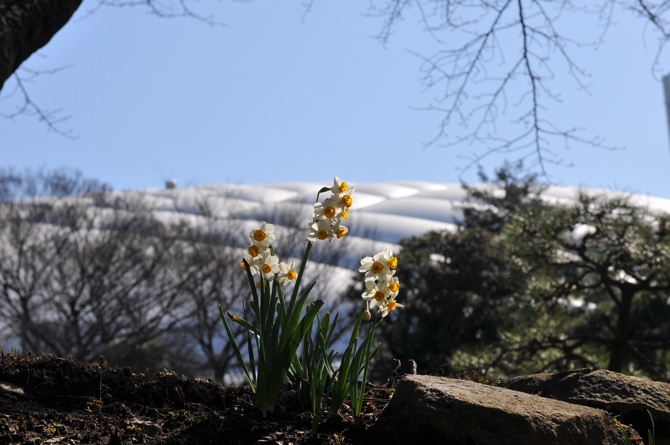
371, 375, 626, 445
504, 368, 670, 443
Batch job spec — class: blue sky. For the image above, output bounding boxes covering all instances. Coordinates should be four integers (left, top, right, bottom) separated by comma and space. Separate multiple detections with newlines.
2, 1, 670, 198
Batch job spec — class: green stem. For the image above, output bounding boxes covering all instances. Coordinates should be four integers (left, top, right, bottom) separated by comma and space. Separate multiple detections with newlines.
287, 241, 312, 314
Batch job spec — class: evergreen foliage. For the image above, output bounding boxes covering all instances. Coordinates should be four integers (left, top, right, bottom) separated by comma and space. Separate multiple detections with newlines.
368, 164, 670, 381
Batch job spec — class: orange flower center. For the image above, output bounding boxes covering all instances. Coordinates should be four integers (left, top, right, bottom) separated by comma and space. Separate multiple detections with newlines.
388, 301, 397, 311
371, 262, 384, 274
340, 182, 348, 192
324, 206, 335, 218
253, 230, 267, 241
261, 264, 272, 274
287, 271, 296, 280
342, 195, 353, 207
387, 257, 397, 269
317, 230, 329, 240
388, 282, 399, 292
248, 245, 260, 257
374, 291, 385, 302
336, 228, 347, 239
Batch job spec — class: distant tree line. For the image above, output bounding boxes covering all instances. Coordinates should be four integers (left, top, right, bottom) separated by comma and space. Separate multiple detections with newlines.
0, 167, 355, 381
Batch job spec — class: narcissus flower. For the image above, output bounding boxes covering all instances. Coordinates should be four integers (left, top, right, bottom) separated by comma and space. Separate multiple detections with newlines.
243, 222, 280, 277
278, 261, 297, 285
313, 201, 343, 221
308, 218, 333, 242
330, 176, 349, 195
322, 190, 354, 219
259, 254, 280, 280
361, 280, 391, 309
335, 225, 347, 239
359, 248, 397, 281
242, 250, 265, 275
378, 296, 404, 318
248, 245, 261, 258
386, 276, 400, 297
307, 216, 348, 243
250, 222, 276, 249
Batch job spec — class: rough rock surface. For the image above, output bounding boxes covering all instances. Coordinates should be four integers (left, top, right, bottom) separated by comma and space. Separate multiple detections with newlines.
372, 374, 626, 445
504, 368, 670, 443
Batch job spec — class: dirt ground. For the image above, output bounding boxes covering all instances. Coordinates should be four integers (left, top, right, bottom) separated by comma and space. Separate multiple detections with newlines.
0, 351, 394, 444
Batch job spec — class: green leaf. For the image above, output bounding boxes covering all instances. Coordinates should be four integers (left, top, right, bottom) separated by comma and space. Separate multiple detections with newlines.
265, 299, 324, 408
219, 304, 255, 392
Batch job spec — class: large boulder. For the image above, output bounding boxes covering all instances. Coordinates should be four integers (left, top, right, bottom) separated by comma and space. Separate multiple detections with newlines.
504, 368, 670, 443
371, 375, 626, 444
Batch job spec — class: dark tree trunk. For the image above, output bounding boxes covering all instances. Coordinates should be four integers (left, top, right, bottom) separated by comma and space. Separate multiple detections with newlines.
0, 0, 83, 91
607, 291, 634, 373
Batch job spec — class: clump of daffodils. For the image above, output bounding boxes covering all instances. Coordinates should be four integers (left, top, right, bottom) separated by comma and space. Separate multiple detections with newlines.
307, 176, 354, 242
224, 176, 364, 418
360, 248, 403, 318
242, 221, 297, 284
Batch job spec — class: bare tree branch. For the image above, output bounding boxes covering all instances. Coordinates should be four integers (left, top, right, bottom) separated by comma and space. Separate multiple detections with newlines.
0, 0, 225, 134
370, 0, 669, 178
1, 70, 76, 138
95, 0, 225, 27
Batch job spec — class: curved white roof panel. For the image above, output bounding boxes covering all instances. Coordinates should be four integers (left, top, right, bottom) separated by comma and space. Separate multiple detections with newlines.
130, 181, 670, 250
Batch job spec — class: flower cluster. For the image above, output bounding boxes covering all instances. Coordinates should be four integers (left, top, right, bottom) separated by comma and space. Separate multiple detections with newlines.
225, 175, 395, 423
242, 221, 297, 284
307, 176, 354, 242
359, 248, 403, 317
